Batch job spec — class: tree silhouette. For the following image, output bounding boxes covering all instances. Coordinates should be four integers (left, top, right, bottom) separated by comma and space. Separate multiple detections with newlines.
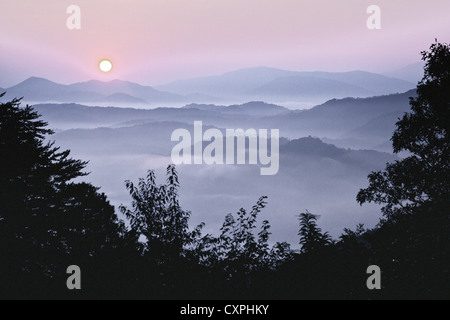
357, 41, 449, 220
0, 95, 127, 298
190, 196, 292, 298
357, 41, 450, 298
298, 211, 332, 254
118, 165, 208, 298
206, 196, 292, 275
119, 165, 203, 262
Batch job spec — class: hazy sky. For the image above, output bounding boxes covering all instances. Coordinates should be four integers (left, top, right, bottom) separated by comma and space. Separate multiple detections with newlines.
0, 0, 449, 87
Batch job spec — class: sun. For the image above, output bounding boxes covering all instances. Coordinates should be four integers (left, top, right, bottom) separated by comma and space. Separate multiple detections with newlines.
99, 59, 113, 73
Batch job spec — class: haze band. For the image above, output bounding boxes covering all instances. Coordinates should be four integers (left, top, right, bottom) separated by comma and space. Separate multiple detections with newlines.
171, 121, 280, 176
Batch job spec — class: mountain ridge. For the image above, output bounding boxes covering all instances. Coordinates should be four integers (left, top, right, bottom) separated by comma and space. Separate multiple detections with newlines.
156, 66, 415, 103
1, 65, 416, 107
2, 77, 185, 105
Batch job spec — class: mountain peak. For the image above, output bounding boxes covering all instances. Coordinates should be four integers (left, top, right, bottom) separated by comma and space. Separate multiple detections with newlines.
5, 76, 184, 104
20, 76, 58, 85
281, 136, 346, 158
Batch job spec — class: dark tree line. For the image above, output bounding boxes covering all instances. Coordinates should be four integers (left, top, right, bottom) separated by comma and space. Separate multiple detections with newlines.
0, 41, 448, 299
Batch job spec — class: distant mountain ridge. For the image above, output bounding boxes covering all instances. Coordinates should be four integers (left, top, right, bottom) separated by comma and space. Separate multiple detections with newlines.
2, 77, 187, 105
31, 88, 416, 153
156, 67, 415, 103
1, 66, 416, 107
383, 62, 425, 83
269, 90, 416, 151
68, 79, 185, 102
280, 136, 397, 169
184, 101, 289, 116
32, 101, 290, 130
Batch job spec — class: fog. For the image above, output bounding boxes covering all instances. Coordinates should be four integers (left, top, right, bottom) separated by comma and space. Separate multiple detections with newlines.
40, 101, 404, 247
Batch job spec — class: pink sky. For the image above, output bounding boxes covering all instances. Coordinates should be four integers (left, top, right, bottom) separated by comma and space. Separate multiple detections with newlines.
0, 0, 449, 87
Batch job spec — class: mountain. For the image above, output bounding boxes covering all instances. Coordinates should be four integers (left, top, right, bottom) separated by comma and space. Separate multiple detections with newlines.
68, 79, 184, 103
52, 120, 189, 156
3, 77, 185, 105
156, 66, 296, 96
32, 103, 147, 129
30, 96, 407, 243
33, 100, 291, 131
250, 70, 416, 99
183, 103, 227, 111
344, 111, 402, 140
281, 136, 347, 158
300, 90, 414, 124
269, 90, 416, 138
280, 137, 397, 171
157, 67, 415, 103
303, 70, 414, 94
32, 103, 187, 129
184, 101, 289, 116
383, 62, 425, 84
4, 77, 75, 101
248, 75, 374, 99
4, 66, 416, 107
221, 101, 289, 116
260, 89, 416, 152
34, 88, 415, 151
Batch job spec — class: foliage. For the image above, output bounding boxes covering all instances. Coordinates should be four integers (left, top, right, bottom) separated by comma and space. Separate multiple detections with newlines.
119, 165, 202, 261
0, 94, 126, 298
356, 40, 450, 298
195, 196, 293, 280
298, 211, 333, 254
357, 41, 449, 221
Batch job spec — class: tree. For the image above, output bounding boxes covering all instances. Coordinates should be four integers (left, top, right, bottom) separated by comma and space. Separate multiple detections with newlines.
206, 196, 292, 276
356, 41, 450, 297
298, 211, 332, 254
357, 41, 449, 220
119, 165, 202, 263
191, 196, 292, 298
0, 95, 126, 298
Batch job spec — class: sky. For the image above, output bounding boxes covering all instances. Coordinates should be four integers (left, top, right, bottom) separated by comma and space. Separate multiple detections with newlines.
0, 0, 449, 87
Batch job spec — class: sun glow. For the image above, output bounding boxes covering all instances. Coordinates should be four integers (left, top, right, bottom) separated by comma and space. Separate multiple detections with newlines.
99, 59, 113, 73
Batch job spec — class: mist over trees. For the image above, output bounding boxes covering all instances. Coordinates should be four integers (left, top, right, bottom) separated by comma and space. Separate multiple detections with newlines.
0, 41, 448, 299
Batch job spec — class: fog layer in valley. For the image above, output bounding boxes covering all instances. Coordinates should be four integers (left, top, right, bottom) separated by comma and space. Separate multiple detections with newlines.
0, 66, 420, 246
